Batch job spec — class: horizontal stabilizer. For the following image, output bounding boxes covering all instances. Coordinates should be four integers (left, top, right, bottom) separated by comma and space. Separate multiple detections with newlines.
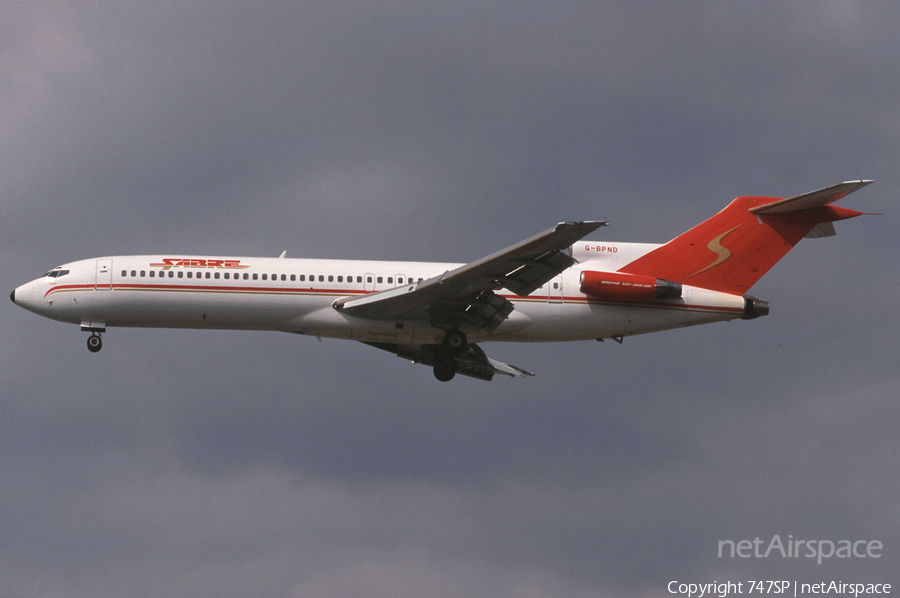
749, 180, 873, 214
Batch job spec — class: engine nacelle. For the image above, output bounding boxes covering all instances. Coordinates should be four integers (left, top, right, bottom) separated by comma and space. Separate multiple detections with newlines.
579, 270, 682, 301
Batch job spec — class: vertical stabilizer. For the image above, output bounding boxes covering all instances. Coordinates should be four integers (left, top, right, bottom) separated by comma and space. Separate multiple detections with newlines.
617, 181, 873, 295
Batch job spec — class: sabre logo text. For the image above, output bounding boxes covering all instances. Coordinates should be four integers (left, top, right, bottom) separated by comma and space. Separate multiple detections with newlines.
149, 259, 250, 270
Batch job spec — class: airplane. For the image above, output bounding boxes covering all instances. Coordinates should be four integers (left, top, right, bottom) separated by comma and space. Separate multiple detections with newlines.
11, 180, 875, 382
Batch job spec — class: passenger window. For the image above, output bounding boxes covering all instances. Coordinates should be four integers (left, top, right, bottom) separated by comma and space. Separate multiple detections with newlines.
187, 272, 193, 278
205, 272, 210, 279
387, 277, 393, 284
140, 271, 146, 277
271, 274, 276, 280
177, 272, 183, 278
328, 275, 333, 282
214, 272, 220, 279
149, 271, 155, 278
337, 276, 343, 283
357, 276, 362, 283
367, 276, 372, 283
262, 274, 267, 281
130, 270, 136, 277
281, 274, 287, 281
299, 275, 305, 282
377, 276, 383, 283
290, 274, 296, 281
242, 273, 248, 280
253, 274, 258, 280
168, 271, 174, 278
223, 273, 229, 279
318, 275, 324, 282
121, 270, 127, 276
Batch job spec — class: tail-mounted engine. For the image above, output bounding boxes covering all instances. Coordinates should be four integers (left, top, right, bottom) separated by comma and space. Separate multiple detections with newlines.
579, 270, 682, 301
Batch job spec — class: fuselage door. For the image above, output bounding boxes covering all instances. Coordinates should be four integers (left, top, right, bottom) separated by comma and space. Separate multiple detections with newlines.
95, 259, 112, 290
549, 275, 563, 303
364, 272, 375, 292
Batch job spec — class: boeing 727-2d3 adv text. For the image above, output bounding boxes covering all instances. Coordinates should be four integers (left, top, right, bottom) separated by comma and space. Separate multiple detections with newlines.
12, 181, 876, 381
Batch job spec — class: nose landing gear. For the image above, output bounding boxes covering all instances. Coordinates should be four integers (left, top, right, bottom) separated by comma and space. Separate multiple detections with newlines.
87, 333, 102, 353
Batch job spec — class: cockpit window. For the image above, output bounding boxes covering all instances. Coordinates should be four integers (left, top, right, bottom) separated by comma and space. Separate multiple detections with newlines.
43, 269, 70, 278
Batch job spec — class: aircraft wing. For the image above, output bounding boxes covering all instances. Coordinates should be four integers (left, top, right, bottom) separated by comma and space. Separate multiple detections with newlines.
334, 221, 606, 331
363, 341, 535, 381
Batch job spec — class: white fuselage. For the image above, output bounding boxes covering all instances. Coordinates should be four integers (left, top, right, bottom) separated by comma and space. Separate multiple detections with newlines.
12, 241, 749, 345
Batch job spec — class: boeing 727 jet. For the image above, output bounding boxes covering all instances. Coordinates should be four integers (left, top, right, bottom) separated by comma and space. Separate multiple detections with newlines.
11, 181, 874, 381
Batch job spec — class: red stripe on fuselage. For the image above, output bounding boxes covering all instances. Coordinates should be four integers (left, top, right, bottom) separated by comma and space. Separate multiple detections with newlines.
44, 283, 743, 315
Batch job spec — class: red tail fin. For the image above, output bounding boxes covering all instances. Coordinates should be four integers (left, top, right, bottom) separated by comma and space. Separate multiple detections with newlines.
618, 181, 873, 295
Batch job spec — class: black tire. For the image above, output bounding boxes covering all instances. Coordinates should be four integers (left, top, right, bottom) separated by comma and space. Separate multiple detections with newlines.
433, 356, 457, 382
442, 330, 467, 356
87, 335, 102, 353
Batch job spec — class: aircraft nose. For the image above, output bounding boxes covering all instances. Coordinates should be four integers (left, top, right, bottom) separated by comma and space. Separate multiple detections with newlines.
10, 283, 36, 312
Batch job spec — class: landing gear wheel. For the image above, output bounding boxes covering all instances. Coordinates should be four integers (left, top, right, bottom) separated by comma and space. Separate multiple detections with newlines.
433, 355, 457, 382
442, 330, 468, 356
87, 334, 102, 353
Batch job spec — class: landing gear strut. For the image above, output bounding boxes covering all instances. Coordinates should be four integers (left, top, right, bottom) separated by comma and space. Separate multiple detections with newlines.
87, 333, 102, 353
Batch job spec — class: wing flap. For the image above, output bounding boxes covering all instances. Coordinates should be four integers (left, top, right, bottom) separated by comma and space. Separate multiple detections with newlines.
362, 341, 535, 381
501, 250, 579, 296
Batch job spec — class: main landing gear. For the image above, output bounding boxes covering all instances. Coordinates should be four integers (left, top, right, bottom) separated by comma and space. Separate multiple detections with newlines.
442, 329, 467, 356
86, 333, 103, 353
432, 330, 468, 382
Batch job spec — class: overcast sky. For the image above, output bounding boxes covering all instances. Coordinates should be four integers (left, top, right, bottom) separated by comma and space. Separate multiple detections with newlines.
1, 1, 897, 596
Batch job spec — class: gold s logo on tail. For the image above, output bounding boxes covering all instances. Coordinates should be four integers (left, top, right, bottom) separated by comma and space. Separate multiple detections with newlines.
690, 226, 741, 277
